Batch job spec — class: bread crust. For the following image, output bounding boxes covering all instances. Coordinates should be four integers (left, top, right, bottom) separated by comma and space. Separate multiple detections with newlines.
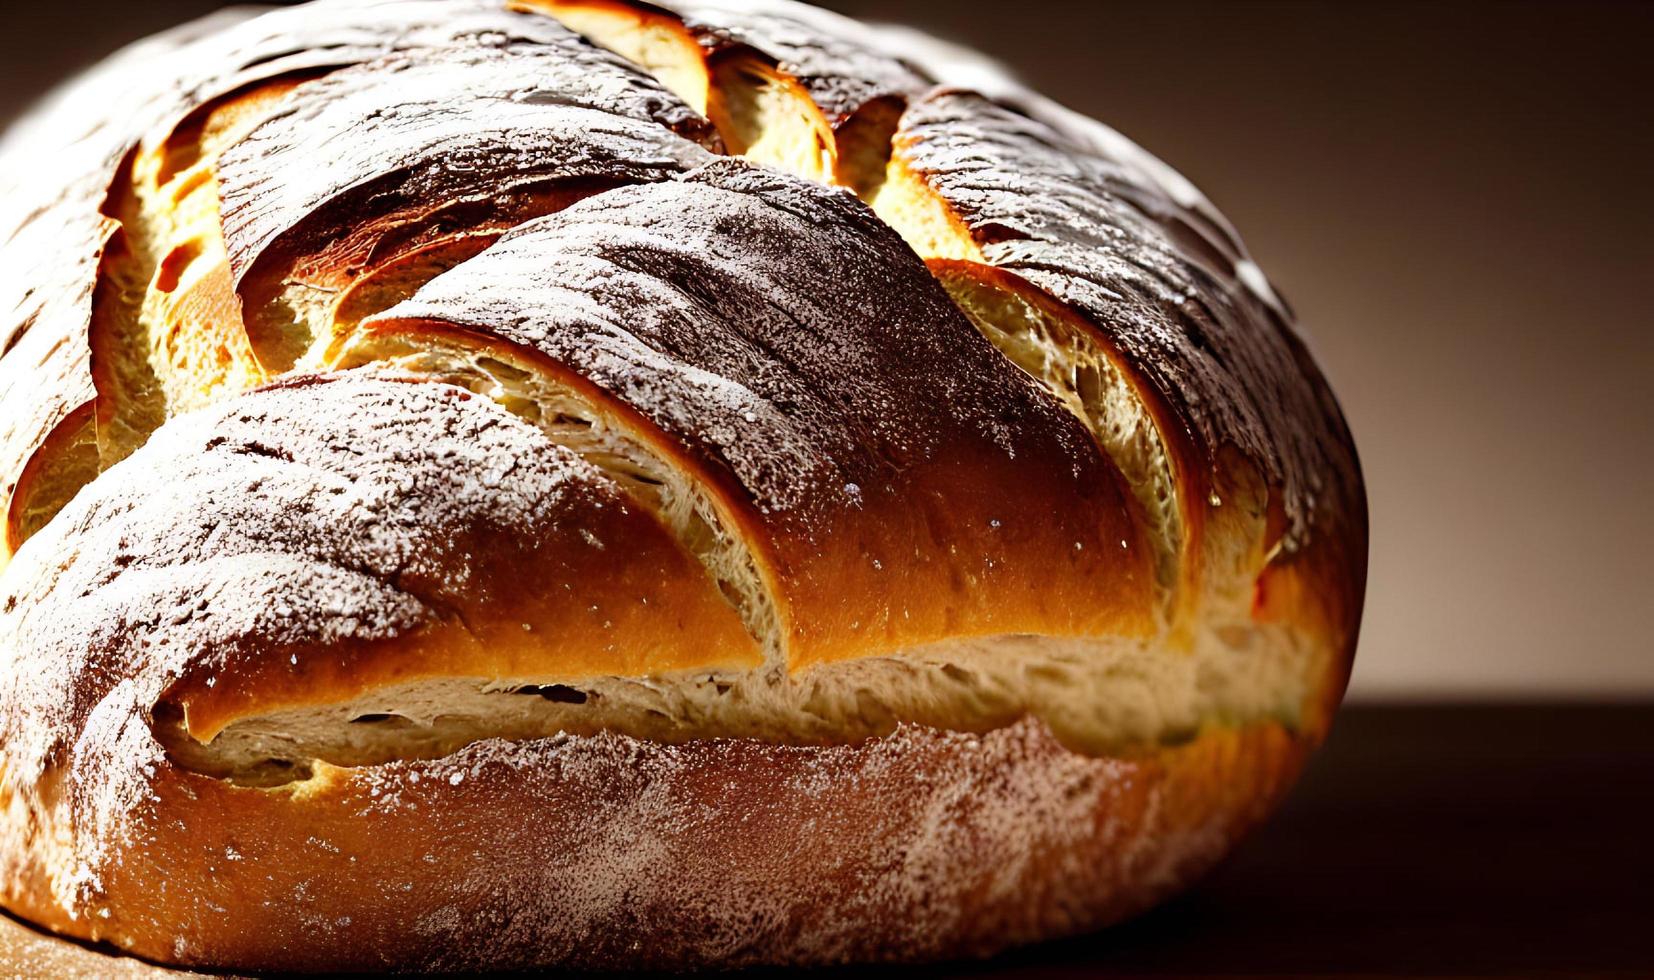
0, 0, 1365, 971
4, 718, 1311, 972
0, 0, 669, 561
550, 0, 934, 124
218, 38, 719, 372
884, 92, 1362, 554
878, 92, 1366, 697
359, 162, 1157, 670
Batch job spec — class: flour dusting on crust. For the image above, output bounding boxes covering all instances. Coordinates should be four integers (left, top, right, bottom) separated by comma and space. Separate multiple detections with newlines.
0, 0, 695, 535
90, 718, 1292, 971
219, 35, 716, 284
377, 159, 1111, 531
892, 91, 1358, 547
0, 374, 671, 900
0, 0, 1362, 971
656, 0, 933, 121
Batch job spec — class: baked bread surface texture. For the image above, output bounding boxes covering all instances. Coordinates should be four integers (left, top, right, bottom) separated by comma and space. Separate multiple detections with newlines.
0, 0, 1366, 970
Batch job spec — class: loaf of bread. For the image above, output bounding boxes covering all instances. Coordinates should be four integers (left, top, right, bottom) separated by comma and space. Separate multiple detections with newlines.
0, 0, 1366, 971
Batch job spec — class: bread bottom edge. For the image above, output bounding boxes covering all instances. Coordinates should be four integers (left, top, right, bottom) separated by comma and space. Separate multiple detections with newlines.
2, 714, 1313, 972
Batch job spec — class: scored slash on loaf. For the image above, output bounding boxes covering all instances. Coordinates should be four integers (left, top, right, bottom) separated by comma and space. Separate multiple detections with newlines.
0, 0, 1365, 971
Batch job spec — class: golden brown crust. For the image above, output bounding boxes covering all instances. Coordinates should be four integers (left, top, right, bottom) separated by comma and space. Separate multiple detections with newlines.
0, 0, 628, 562
216, 38, 717, 373
5, 718, 1311, 972
652, 0, 931, 123
924, 259, 1211, 599
520, 0, 931, 184
3, 402, 99, 556
1, 374, 755, 753
880, 91, 1366, 714
359, 162, 1155, 669
883, 91, 1362, 556
0, 0, 1365, 971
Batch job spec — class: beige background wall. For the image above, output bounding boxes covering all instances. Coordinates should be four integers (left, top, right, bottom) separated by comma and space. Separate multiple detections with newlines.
2, 1, 1648, 699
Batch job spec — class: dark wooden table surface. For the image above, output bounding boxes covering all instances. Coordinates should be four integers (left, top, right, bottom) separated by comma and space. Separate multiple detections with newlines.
896, 703, 1654, 978
5, 704, 1649, 977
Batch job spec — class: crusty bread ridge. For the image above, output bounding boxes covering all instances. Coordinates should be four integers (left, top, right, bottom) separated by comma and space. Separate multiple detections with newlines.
0, 0, 1365, 971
